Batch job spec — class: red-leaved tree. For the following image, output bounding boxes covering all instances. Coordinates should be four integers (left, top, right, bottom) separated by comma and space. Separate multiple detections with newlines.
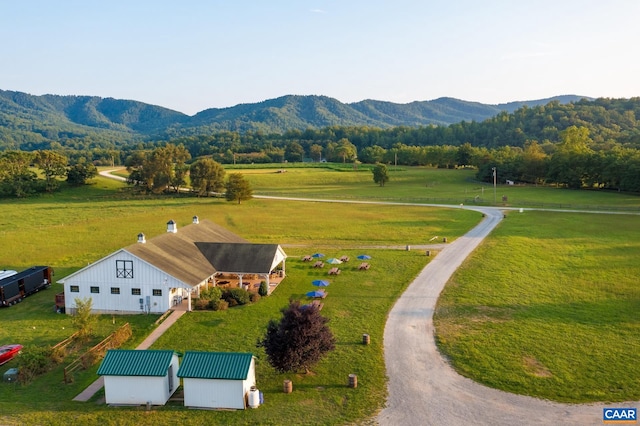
258, 300, 335, 373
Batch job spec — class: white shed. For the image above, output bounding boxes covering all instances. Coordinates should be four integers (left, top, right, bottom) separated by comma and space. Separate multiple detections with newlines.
177, 351, 256, 410
97, 349, 180, 406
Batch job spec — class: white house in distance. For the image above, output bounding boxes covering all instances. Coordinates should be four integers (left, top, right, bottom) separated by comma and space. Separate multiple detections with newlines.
97, 349, 180, 406
59, 217, 287, 315
177, 351, 257, 410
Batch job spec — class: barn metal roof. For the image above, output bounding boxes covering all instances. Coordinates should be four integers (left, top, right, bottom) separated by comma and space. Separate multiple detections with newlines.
177, 351, 253, 380
97, 349, 175, 376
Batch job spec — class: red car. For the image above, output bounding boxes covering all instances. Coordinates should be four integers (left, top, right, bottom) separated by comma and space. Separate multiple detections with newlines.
0, 344, 23, 366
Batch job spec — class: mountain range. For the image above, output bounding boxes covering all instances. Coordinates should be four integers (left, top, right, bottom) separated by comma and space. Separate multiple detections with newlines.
0, 89, 589, 144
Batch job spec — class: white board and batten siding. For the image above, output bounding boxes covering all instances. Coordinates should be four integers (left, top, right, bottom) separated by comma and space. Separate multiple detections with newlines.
61, 249, 191, 314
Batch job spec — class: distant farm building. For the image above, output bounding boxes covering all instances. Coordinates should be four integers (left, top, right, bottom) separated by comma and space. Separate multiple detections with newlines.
178, 351, 257, 410
58, 217, 287, 315
97, 349, 180, 406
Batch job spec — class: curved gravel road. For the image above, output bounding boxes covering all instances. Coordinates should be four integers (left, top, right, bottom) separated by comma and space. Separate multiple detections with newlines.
376, 207, 628, 426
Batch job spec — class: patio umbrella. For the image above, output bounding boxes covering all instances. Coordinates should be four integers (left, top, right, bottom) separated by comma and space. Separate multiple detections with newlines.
312, 280, 330, 287
357, 254, 372, 260
312, 253, 325, 258
306, 290, 326, 298
326, 258, 342, 264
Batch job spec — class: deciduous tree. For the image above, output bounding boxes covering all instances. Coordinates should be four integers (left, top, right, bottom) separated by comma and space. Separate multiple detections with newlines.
34, 150, 68, 192
72, 297, 97, 341
0, 150, 37, 197
66, 161, 98, 186
189, 158, 226, 196
372, 163, 389, 187
225, 173, 253, 204
258, 300, 335, 373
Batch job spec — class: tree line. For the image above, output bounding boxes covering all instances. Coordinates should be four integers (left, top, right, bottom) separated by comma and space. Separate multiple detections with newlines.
2, 97, 640, 196
0, 150, 97, 197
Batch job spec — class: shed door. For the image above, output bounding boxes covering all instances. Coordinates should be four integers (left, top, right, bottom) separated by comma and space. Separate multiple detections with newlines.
168, 365, 174, 392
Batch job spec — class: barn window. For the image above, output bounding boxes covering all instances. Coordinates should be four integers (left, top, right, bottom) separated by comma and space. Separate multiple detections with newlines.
90, 286, 100, 294
152, 289, 162, 296
131, 288, 141, 296
116, 260, 134, 279
70, 285, 79, 293
110, 287, 120, 295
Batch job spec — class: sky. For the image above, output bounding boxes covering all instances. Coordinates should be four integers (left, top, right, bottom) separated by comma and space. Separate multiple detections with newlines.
2, 0, 640, 116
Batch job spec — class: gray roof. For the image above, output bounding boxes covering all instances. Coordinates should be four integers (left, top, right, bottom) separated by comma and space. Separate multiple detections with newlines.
195, 242, 280, 274
125, 220, 248, 287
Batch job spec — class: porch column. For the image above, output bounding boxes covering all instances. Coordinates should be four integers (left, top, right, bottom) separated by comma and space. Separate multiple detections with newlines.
188, 289, 192, 312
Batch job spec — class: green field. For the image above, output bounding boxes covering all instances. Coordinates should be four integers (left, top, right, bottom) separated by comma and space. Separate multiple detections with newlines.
0, 166, 639, 424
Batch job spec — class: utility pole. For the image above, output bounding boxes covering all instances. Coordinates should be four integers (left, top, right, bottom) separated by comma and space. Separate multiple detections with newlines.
492, 167, 497, 204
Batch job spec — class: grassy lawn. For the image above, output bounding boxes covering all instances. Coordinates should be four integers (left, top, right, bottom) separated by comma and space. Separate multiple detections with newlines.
240, 165, 640, 210
434, 210, 640, 403
0, 166, 639, 424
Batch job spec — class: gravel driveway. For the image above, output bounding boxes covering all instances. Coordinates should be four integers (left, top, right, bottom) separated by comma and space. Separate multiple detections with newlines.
376, 207, 625, 426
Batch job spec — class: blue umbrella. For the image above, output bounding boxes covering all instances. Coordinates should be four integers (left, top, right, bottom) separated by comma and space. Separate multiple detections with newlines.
312, 253, 325, 258
306, 290, 326, 298
357, 254, 372, 260
326, 258, 342, 264
312, 280, 330, 287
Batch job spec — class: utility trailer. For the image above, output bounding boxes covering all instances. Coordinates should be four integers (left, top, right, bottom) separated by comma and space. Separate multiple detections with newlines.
0, 266, 53, 306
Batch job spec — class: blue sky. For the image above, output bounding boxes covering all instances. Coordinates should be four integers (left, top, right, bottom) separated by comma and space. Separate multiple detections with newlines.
2, 1, 639, 115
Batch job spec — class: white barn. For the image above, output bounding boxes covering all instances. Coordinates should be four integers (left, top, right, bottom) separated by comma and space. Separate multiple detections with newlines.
58, 217, 287, 315
177, 351, 257, 410
97, 349, 180, 406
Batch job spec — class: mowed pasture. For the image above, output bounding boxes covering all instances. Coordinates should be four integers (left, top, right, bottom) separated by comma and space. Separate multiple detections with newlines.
0, 165, 638, 424
237, 165, 640, 210
434, 210, 640, 403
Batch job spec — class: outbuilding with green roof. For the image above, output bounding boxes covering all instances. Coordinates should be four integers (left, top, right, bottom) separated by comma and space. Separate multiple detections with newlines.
97, 349, 180, 406
177, 351, 257, 410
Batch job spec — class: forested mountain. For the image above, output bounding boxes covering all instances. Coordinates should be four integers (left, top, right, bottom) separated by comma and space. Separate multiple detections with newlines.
0, 89, 586, 149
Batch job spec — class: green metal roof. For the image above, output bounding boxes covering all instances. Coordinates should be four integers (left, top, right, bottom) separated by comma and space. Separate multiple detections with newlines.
97, 349, 176, 376
177, 351, 253, 380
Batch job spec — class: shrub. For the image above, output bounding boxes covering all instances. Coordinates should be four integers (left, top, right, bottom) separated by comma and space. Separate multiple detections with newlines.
226, 298, 238, 307
199, 286, 222, 301
17, 346, 60, 384
211, 299, 229, 311
259, 281, 269, 297
194, 299, 210, 310
111, 324, 132, 347
227, 288, 251, 305
249, 293, 261, 303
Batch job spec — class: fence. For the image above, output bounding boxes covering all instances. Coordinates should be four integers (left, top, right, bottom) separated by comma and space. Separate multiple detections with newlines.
63, 323, 131, 383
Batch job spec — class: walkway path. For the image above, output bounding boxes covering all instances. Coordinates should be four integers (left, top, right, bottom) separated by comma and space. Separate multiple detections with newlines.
72, 305, 187, 402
